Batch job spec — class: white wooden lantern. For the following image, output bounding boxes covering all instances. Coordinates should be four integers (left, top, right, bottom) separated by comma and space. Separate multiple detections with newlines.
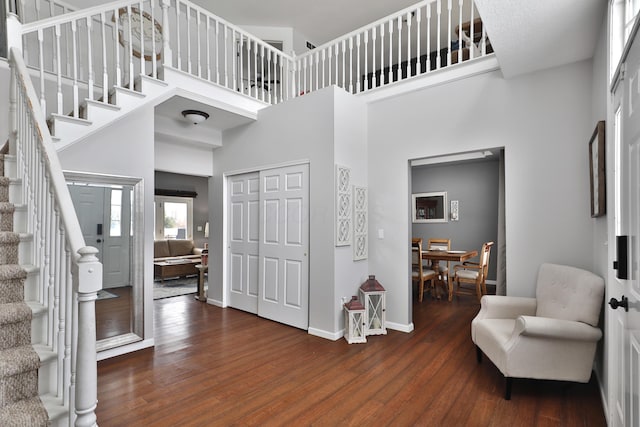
343, 296, 366, 344
359, 275, 387, 336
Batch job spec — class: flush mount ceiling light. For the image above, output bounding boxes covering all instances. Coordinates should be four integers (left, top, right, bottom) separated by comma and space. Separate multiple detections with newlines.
181, 109, 210, 125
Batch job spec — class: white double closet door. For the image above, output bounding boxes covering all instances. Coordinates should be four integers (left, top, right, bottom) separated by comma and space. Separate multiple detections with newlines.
227, 163, 309, 330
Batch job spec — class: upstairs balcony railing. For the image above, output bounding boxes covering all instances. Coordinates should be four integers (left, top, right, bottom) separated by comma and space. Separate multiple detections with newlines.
11, 0, 491, 121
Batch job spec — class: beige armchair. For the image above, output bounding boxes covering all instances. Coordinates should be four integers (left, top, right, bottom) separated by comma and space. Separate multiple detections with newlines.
471, 263, 605, 399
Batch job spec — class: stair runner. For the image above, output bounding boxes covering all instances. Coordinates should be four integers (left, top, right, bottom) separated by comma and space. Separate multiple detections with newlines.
0, 155, 49, 426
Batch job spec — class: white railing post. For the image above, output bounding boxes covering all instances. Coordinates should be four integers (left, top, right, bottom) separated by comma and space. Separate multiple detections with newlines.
6, 10, 23, 51
161, 0, 172, 68
74, 246, 101, 427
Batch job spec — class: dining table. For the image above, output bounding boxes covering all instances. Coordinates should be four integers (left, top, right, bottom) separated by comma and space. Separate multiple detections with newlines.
422, 249, 478, 301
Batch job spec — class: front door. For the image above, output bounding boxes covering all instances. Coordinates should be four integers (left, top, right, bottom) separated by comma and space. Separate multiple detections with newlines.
609, 24, 640, 426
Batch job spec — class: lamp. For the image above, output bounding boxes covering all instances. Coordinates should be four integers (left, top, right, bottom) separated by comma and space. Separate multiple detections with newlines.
182, 109, 209, 125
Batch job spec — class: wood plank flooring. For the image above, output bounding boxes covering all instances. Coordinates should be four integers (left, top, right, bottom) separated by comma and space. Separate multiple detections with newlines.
96, 294, 607, 426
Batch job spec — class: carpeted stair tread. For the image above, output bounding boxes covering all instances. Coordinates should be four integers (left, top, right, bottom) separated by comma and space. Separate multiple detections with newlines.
0, 265, 27, 305
0, 303, 31, 351
0, 203, 14, 232
0, 345, 40, 377
0, 302, 31, 326
0, 264, 26, 281
0, 396, 49, 427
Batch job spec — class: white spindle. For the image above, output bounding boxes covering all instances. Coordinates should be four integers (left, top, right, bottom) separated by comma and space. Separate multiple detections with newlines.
470, 1, 476, 59
416, 8, 421, 74
447, 0, 452, 66
71, 20, 78, 117
114, 8, 122, 87
127, 5, 134, 89
38, 28, 46, 115
224, 24, 229, 88
436, 0, 442, 69
397, 17, 402, 82
161, 0, 172, 68
406, 12, 411, 78
237, 31, 242, 93
176, 3, 181, 70
348, 37, 353, 93
427, 5, 431, 73
186, 5, 192, 74
259, 44, 264, 100
100, 12, 108, 103
372, 27, 377, 88
86, 16, 94, 100
356, 34, 361, 93
334, 44, 339, 87
137, 1, 145, 78
364, 30, 368, 91
380, 23, 385, 86
387, 20, 393, 84
206, 18, 212, 81
197, 13, 202, 78
267, 48, 272, 103
151, 0, 157, 77
314, 51, 318, 92
215, 21, 220, 85
341, 39, 346, 91
253, 40, 257, 96
458, 0, 463, 64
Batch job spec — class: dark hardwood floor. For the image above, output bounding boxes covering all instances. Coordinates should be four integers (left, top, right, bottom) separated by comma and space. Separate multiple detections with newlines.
96, 293, 607, 426
96, 286, 132, 341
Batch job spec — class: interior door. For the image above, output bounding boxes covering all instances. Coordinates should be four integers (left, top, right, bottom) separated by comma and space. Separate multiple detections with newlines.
228, 172, 260, 313
68, 185, 105, 261
257, 164, 309, 329
610, 26, 640, 427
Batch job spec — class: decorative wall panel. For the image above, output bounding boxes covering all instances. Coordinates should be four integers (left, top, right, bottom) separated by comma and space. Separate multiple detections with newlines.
335, 165, 352, 246
353, 186, 368, 260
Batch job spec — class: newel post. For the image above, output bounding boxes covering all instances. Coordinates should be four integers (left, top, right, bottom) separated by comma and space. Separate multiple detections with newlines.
6, 1, 22, 53
161, 0, 172, 67
74, 246, 102, 427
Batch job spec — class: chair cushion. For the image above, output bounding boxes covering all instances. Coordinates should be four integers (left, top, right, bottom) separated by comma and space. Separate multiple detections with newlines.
456, 269, 479, 280
154, 240, 171, 258
472, 318, 515, 373
535, 263, 605, 327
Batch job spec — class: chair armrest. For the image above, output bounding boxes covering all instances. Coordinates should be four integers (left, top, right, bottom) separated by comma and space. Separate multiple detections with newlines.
462, 261, 480, 266
513, 316, 602, 342
453, 263, 481, 273
475, 295, 537, 320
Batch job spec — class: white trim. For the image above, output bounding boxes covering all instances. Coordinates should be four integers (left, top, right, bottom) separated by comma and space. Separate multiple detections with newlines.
207, 298, 225, 308
386, 321, 414, 333
97, 338, 154, 361
308, 327, 342, 341
223, 159, 311, 177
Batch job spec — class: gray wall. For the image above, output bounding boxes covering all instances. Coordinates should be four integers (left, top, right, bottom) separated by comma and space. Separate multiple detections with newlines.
411, 159, 500, 281
154, 171, 210, 248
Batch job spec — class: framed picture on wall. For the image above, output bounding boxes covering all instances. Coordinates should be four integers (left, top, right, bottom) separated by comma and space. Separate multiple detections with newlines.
589, 121, 606, 218
412, 191, 447, 223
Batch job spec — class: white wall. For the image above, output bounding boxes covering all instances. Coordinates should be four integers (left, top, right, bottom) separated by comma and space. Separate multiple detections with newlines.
368, 60, 595, 329
154, 137, 215, 177
210, 86, 367, 336
58, 106, 156, 355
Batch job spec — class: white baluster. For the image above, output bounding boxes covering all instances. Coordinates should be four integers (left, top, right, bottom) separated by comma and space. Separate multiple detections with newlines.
224, 24, 229, 88
363, 30, 368, 91
150, 0, 157, 77
176, 2, 182, 71
447, 0, 452, 67
114, 8, 122, 87
127, 5, 134, 89
380, 23, 385, 86
334, 44, 339, 87
372, 27, 377, 88
397, 16, 402, 82
233, 31, 238, 92
100, 12, 108, 102
38, 28, 46, 115
406, 12, 411, 78
138, 1, 145, 78
314, 50, 319, 92
387, 19, 393, 84
458, 0, 463, 63
349, 37, 354, 93
259, 44, 264, 100
321, 48, 326, 89
253, 40, 257, 97
267, 48, 272, 103
186, 5, 192, 74
206, 18, 212, 81
237, 32, 242, 93
436, 0, 441, 69
197, 13, 202, 78
86, 16, 93, 100
416, 8, 422, 74
356, 34, 361, 93
427, 4, 432, 72
71, 20, 79, 117
215, 21, 220, 84
302, 55, 307, 95
161, 0, 172, 68
470, 0, 476, 58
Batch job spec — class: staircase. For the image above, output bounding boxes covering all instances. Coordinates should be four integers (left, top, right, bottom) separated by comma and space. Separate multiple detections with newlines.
0, 154, 49, 426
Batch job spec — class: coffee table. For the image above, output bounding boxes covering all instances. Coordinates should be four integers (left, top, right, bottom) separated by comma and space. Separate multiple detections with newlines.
154, 259, 200, 281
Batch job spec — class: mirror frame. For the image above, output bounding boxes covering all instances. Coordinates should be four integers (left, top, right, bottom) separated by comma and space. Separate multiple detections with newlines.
412, 191, 448, 223
64, 171, 145, 351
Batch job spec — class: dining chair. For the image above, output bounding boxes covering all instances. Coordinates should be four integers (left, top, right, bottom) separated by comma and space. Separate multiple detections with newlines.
451, 241, 494, 301
411, 238, 437, 302
426, 238, 451, 292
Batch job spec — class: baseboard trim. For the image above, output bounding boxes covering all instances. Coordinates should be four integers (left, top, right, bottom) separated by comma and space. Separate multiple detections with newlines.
386, 321, 414, 333
594, 368, 610, 425
207, 298, 225, 308
308, 327, 342, 341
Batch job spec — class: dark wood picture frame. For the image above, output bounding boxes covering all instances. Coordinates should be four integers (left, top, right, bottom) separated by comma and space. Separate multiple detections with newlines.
589, 121, 606, 217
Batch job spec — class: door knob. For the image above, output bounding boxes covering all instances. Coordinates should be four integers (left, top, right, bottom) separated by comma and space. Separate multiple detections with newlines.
96, 239, 102, 243
608, 295, 629, 312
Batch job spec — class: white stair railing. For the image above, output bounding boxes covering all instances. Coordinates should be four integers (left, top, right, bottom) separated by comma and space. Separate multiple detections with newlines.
295, 0, 489, 96
8, 46, 101, 426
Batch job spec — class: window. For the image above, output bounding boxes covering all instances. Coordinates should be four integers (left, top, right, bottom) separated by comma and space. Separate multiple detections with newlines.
614, 104, 623, 235
154, 196, 194, 240
109, 189, 122, 237
610, 0, 640, 81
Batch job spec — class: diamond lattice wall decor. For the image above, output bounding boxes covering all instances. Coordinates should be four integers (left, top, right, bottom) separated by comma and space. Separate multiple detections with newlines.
353, 186, 368, 260
335, 165, 352, 246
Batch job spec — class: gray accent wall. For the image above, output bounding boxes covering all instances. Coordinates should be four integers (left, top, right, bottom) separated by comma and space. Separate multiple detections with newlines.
411, 159, 500, 281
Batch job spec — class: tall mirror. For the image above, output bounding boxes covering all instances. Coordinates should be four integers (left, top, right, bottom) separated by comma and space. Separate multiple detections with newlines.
65, 171, 144, 351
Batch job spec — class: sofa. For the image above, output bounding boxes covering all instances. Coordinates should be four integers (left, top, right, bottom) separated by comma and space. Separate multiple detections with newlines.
153, 240, 203, 281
